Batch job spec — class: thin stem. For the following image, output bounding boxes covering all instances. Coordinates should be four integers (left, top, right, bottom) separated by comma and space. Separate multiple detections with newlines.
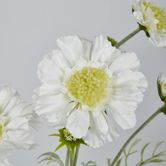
65, 149, 70, 166
115, 26, 142, 48
73, 145, 80, 166
111, 105, 166, 166
125, 155, 128, 166
69, 149, 74, 166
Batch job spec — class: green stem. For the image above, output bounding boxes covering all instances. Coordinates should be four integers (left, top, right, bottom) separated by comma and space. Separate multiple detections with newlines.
111, 105, 166, 166
65, 149, 70, 166
115, 26, 142, 48
73, 145, 80, 166
69, 149, 74, 166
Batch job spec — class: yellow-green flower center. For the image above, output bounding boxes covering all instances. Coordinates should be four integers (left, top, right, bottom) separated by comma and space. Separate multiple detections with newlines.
162, 83, 166, 95
0, 123, 4, 141
144, 2, 166, 30
66, 67, 110, 109
63, 129, 77, 142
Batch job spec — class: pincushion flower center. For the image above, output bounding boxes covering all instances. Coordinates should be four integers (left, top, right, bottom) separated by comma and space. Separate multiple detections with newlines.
67, 67, 110, 108
63, 129, 77, 142
144, 2, 166, 30
0, 123, 5, 141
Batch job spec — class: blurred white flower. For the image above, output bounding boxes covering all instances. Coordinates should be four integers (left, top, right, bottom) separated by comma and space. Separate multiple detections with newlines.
34, 35, 147, 148
0, 158, 12, 166
0, 87, 34, 165
133, 0, 166, 47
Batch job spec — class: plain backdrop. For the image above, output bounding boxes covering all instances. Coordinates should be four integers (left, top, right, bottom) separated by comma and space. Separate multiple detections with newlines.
0, 0, 166, 165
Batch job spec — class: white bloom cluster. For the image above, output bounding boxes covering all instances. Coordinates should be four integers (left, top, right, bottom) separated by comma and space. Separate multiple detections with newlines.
0, 87, 34, 165
133, 0, 166, 47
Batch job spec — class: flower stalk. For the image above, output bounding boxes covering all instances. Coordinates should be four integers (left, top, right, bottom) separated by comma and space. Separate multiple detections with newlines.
111, 105, 166, 166
73, 145, 80, 166
69, 149, 74, 166
65, 149, 70, 166
66, 145, 80, 166
115, 26, 143, 48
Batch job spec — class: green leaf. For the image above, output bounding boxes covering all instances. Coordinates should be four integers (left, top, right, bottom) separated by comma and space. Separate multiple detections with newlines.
49, 133, 60, 137
136, 141, 166, 166
141, 142, 151, 161
38, 152, 64, 166
128, 139, 141, 154
81, 161, 97, 166
149, 159, 166, 163
55, 143, 65, 152
152, 141, 164, 156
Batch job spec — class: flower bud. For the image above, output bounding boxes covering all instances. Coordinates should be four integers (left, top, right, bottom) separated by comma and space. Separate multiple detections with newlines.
157, 75, 166, 103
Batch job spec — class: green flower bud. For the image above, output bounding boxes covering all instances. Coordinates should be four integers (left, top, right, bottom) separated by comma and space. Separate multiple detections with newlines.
157, 75, 166, 103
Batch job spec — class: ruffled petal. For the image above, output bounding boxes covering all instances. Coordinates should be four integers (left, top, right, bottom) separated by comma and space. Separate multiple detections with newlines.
91, 35, 116, 63
109, 100, 137, 129
57, 36, 90, 66
67, 109, 89, 138
92, 111, 108, 135
83, 112, 107, 148
0, 87, 16, 111
110, 52, 140, 72
37, 54, 64, 84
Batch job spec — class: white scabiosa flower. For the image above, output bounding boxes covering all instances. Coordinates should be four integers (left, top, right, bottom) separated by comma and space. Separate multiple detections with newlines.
0, 86, 34, 165
34, 35, 147, 148
133, 0, 166, 47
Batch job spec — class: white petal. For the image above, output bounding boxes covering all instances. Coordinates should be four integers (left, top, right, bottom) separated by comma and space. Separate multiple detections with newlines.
67, 109, 89, 138
110, 52, 140, 72
83, 112, 105, 148
80, 39, 92, 60
83, 130, 104, 148
35, 93, 73, 129
37, 54, 63, 84
110, 101, 137, 129
57, 36, 85, 66
0, 87, 16, 111
7, 117, 29, 130
0, 158, 12, 166
51, 49, 71, 70
6, 103, 33, 122
116, 71, 148, 89
149, 32, 166, 47
91, 35, 116, 63
35, 104, 70, 129
7, 130, 34, 149
92, 111, 108, 135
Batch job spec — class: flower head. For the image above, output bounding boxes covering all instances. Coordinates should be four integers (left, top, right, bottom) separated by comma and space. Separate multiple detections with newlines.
0, 86, 34, 165
50, 128, 85, 155
34, 35, 147, 148
133, 0, 166, 47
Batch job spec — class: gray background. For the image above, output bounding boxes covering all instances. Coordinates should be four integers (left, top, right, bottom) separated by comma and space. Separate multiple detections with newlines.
0, 0, 166, 165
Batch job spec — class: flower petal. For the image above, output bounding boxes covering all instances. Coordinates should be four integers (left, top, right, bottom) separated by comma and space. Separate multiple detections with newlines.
57, 36, 85, 66
110, 52, 140, 72
92, 111, 108, 135
37, 54, 64, 84
0, 87, 16, 111
110, 100, 137, 129
91, 35, 116, 63
67, 109, 89, 138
